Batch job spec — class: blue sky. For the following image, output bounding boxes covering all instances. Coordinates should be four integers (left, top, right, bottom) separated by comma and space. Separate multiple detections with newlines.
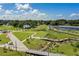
0, 3, 79, 20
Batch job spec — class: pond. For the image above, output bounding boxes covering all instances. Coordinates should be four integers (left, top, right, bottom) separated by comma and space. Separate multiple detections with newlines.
57, 26, 79, 30
49, 25, 79, 30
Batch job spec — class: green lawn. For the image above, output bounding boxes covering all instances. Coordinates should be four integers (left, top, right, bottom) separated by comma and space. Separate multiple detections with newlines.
31, 24, 76, 39
7, 29, 79, 56
0, 47, 30, 56
34, 31, 48, 37
64, 30, 79, 35
46, 30, 75, 39
13, 31, 48, 50
1, 25, 79, 56
34, 24, 49, 31
0, 25, 22, 31
12, 25, 79, 55
0, 34, 10, 44
24, 39, 48, 50
13, 30, 48, 41
13, 31, 33, 41
49, 42, 79, 56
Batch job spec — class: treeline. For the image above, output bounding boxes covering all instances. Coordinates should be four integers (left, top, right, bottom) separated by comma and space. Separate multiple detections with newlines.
0, 19, 79, 28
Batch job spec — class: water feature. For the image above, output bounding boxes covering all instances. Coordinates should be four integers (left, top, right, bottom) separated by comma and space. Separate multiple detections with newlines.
49, 25, 79, 30
58, 26, 79, 30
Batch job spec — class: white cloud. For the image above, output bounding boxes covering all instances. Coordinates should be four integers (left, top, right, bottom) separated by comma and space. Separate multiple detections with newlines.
31, 9, 47, 16
0, 4, 49, 20
70, 13, 79, 17
4, 10, 13, 15
31, 9, 39, 14
56, 14, 63, 17
0, 5, 5, 14
0, 5, 2, 10
21, 9, 48, 20
15, 3, 32, 11
56, 14, 65, 19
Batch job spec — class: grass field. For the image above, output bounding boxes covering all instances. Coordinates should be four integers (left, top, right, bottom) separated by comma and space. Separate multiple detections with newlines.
0, 34, 10, 44
12, 25, 79, 55
0, 24, 79, 56
24, 39, 48, 50
64, 30, 79, 35
13, 31, 33, 41
13, 31, 48, 50
13, 30, 48, 40
48, 42, 79, 56
46, 30, 75, 39
34, 24, 49, 31
34, 31, 48, 37
0, 47, 30, 56
33, 25, 76, 39
0, 25, 22, 31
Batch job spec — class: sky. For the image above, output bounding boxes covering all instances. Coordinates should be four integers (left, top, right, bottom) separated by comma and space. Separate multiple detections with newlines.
0, 3, 79, 20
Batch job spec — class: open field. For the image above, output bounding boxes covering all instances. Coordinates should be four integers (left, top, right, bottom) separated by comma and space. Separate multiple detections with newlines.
0, 34, 10, 44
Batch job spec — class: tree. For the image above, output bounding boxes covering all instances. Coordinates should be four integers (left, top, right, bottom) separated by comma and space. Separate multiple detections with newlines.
55, 19, 67, 25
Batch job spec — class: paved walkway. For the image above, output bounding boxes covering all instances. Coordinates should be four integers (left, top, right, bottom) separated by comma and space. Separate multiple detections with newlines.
7, 32, 29, 52
26, 49, 63, 56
